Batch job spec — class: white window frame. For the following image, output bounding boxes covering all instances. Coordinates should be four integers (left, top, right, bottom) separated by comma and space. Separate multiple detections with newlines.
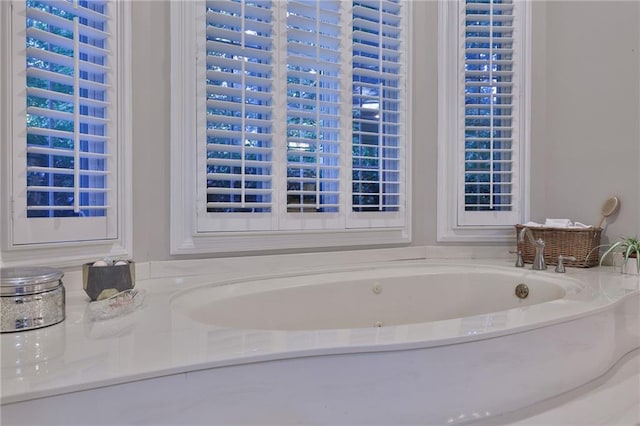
0, 0, 132, 267
170, 1, 412, 255
437, 0, 531, 242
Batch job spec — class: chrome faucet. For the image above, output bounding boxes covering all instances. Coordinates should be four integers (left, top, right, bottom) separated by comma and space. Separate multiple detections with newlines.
518, 227, 547, 270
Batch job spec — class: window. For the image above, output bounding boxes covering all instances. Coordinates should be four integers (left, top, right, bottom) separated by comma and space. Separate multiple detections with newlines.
1, 0, 131, 265
171, 0, 410, 254
437, 0, 530, 242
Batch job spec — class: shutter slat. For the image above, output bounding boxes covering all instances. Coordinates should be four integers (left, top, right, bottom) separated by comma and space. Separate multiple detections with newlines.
466, 36, 514, 44
34, 0, 111, 22
288, 1, 341, 21
287, 163, 340, 171
27, 87, 108, 110
206, 10, 272, 34
206, 202, 272, 209
352, 156, 400, 162
351, 8, 401, 28
464, 2, 514, 12
284, 177, 339, 184
465, 104, 513, 110
465, 70, 513, 78
353, 66, 400, 81
286, 69, 339, 84
206, 99, 272, 115
207, 173, 271, 182
465, 14, 514, 23
27, 67, 109, 92
207, 188, 272, 196
286, 109, 341, 122
287, 99, 340, 112
287, 15, 340, 35
206, 128, 272, 140
207, 117, 272, 130
206, 143, 271, 155
27, 7, 110, 40
287, 124, 340, 134
287, 56, 341, 72
27, 126, 109, 143
27, 47, 111, 75
27, 205, 111, 211
207, 26, 272, 49
207, 39, 271, 62
287, 203, 340, 210
26, 67, 106, 92
206, 158, 271, 169
465, 25, 514, 33
27, 166, 109, 176
287, 28, 341, 49
206, 2, 273, 23
27, 186, 109, 193
352, 30, 401, 49
465, 82, 513, 88
352, 18, 401, 38
26, 27, 109, 58
353, 43, 401, 61
207, 59, 272, 78
288, 190, 340, 196
287, 83, 339, 97
207, 86, 272, 102
466, 125, 512, 131
27, 106, 108, 126
27, 146, 110, 159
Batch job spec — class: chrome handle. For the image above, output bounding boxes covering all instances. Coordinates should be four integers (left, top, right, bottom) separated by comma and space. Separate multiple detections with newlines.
510, 249, 525, 267
555, 255, 576, 273
515, 251, 524, 267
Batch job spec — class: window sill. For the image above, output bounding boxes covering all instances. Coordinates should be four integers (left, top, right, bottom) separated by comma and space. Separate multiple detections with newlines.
437, 225, 517, 243
1, 240, 131, 269
171, 228, 411, 256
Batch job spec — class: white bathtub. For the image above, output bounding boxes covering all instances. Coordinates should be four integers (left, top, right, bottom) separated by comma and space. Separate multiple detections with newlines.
2, 261, 639, 425
172, 265, 569, 330
172, 263, 640, 425
165, 263, 640, 424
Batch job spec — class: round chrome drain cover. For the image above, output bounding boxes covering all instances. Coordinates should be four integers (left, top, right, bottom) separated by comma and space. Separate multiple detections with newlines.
515, 283, 529, 299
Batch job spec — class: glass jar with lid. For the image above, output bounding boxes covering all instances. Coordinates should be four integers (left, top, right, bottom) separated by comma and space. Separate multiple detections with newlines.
1, 267, 65, 333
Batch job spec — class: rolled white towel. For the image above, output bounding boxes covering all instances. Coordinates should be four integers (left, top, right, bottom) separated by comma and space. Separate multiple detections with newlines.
523, 221, 543, 227
544, 218, 571, 228
569, 221, 593, 229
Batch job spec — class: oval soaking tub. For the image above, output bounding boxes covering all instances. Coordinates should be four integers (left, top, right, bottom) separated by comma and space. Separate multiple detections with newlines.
165, 263, 639, 425
172, 264, 570, 330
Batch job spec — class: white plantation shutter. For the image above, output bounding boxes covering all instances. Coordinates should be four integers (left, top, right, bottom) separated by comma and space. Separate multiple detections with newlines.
204, 0, 273, 222
187, 0, 408, 242
285, 1, 341, 215
459, 0, 522, 226
351, 0, 403, 217
11, 0, 118, 244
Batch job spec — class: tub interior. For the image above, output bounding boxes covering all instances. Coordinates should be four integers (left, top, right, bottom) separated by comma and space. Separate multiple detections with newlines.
172, 266, 570, 331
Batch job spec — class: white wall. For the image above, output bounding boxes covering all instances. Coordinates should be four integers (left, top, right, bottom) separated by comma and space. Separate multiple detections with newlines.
130, 1, 639, 261
530, 1, 640, 246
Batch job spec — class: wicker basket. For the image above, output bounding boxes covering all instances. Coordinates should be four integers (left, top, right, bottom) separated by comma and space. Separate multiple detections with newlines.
515, 225, 602, 268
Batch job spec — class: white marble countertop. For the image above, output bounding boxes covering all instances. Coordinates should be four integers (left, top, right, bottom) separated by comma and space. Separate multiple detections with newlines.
2, 255, 639, 405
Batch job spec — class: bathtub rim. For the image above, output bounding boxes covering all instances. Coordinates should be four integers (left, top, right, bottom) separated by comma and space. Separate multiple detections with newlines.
168, 261, 631, 343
